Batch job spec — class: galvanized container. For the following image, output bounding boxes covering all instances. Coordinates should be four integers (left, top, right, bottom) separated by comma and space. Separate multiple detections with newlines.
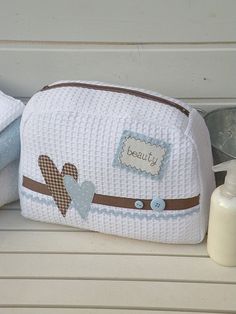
204, 107, 236, 186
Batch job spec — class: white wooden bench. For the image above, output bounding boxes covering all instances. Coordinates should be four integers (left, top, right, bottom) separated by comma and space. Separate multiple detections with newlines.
0, 0, 236, 312
1, 201, 236, 313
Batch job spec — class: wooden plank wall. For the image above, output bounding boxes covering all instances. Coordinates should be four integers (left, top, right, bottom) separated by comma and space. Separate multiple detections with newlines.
0, 0, 235, 110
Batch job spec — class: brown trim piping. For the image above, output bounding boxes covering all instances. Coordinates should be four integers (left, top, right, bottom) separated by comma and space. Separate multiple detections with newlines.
41, 82, 189, 116
23, 176, 199, 211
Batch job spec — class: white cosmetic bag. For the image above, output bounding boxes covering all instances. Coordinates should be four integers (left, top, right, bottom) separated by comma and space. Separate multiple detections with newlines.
20, 81, 215, 243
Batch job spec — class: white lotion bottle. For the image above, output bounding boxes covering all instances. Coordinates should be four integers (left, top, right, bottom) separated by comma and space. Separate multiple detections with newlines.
207, 160, 236, 266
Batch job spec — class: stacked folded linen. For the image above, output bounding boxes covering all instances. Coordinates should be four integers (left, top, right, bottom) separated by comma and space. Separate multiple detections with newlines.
0, 91, 24, 207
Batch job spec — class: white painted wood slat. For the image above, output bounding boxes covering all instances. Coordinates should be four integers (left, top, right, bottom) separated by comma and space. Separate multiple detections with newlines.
0, 231, 208, 256
1, 201, 20, 210
0, 253, 234, 283
0, 279, 235, 311
0, 309, 217, 314
0, 44, 235, 98
0, 0, 235, 43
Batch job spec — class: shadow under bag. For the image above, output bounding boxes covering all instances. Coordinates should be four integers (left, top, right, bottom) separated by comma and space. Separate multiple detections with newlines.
20, 80, 215, 243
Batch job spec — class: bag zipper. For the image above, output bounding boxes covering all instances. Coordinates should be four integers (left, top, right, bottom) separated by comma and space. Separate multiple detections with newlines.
41, 82, 189, 116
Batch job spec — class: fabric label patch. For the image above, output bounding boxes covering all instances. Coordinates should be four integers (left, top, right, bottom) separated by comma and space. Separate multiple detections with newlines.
113, 130, 170, 179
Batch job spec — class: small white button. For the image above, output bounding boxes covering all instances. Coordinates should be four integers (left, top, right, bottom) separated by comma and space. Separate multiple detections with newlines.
135, 200, 144, 209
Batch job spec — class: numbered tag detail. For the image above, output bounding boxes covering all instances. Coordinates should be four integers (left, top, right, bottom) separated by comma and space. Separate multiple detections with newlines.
113, 130, 170, 180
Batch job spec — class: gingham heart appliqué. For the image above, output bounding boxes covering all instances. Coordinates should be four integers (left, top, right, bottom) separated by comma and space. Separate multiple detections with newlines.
38, 155, 78, 217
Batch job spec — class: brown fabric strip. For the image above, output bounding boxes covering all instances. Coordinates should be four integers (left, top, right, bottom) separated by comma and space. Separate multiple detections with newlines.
23, 177, 51, 196
23, 176, 199, 211
41, 82, 189, 116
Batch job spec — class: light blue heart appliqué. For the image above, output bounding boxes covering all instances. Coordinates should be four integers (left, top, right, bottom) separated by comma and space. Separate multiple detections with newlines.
63, 175, 95, 219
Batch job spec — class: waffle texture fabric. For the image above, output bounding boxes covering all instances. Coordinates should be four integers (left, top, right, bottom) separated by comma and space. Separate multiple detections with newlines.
0, 91, 24, 134
20, 80, 215, 243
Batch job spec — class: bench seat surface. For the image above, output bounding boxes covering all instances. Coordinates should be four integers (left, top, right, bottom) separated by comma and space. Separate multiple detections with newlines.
0, 202, 236, 314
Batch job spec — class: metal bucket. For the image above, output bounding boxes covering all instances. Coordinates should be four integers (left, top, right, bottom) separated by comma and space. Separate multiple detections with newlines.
204, 107, 236, 186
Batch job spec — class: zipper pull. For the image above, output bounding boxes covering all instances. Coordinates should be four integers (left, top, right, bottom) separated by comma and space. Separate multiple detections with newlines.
41, 85, 50, 91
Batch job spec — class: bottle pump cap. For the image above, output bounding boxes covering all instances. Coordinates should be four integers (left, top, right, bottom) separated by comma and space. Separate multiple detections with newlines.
213, 160, 236, 196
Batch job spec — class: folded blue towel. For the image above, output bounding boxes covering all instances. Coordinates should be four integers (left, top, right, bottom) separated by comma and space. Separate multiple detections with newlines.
0, 90, 24, 207
0, 160, 19, 207
0, 118, 21, 171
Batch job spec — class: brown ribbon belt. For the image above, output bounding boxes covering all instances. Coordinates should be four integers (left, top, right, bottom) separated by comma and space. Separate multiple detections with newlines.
22, 176, 200, 211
